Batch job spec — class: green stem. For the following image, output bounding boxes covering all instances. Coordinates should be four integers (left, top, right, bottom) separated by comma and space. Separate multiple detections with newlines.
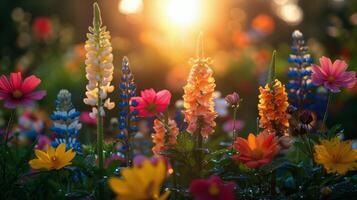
4, 110, 15, 146
97, 104, 104, 169
232, 106, 238, 141
321, 92, 332, 132
195, 121, 203, 178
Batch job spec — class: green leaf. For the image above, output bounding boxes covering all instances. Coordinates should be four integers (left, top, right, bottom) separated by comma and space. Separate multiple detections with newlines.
267, 50, 277, 86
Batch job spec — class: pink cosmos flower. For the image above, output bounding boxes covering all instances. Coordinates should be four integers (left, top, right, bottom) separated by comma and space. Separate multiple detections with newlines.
189, 176, 236, 200
0, 72, 46, 109
311, 56, 356, 93
130, 89, 171, 117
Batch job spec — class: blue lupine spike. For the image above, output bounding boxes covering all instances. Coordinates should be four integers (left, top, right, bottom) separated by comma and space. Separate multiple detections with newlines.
50, 89, 82, 153
117, 56, 139, 159
286, 30, 327, 119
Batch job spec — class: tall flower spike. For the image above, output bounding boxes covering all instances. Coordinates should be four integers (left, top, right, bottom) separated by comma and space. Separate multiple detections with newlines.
83, 3, 115, 118
151, 119, 179, 155
83, 3, 113, 169
118, 57, 139, 137
287, 30, 325, 117
258, 52, 289, 136
183, 34, 217, 138
50, 89, 82, 152
117, 57, 139, 165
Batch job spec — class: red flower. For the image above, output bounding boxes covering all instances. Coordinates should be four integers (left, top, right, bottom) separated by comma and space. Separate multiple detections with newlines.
130, 89, 171, 117
32, 17, 52, 39
0, 72, 46, 109
189, 176, 236, 200
232, 131, 279, 168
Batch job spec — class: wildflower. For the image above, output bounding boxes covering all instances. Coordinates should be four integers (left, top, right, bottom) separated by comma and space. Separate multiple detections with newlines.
258, 79, 289, 136
311, 56, 356, 93
0, 72, 46, 109
50, 90, 82, 152
32, 17, 52, 39
109, 159, 170, 200
152, 119, 179, 155
183, 35, 217, 138
130, 89, 171, 117
225, 92, 240, 107
314, 137, 357, 175
232, 131, 279, 168
29, 143, 75, 170
152, 119, 166, 155
118, 57, 138, 136
83, 3, 115, 117
189, 176, 236, 200
287, 30, 320, 113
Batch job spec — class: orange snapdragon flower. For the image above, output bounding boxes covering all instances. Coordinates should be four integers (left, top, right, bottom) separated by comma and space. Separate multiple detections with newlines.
183, 35, 217, 138
258, 79, 289, 136
232, 131, 279, 168
152, 119, 179, 155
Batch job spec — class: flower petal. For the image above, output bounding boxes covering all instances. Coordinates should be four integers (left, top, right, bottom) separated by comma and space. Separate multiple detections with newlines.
332, 59, 348, 77
141, 89, 156, 103
10, 72, 22, 90
25, 90, 47, 100
21, 75, 41, 94
0, 75, 12, 92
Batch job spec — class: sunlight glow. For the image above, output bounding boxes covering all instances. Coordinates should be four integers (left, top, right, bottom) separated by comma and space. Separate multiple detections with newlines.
165, 0, 201, 27
119, 0, 143, 14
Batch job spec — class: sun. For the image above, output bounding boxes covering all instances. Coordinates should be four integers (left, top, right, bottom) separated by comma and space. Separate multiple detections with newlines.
165, 0, 201, 27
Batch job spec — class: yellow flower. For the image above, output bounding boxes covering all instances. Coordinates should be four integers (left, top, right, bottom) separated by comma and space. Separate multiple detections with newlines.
314, 137, 357, 175
183, 34, 217, 138
109, 160, 170, 200
258, 79, 289, 136
29, 143, 76, 170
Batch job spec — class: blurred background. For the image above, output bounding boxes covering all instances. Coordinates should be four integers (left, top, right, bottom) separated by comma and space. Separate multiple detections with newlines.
0, 0, 357, 139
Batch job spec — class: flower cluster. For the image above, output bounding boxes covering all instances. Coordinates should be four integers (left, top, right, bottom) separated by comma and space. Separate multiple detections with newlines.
287, 30, 315, 110
50, 89, 82, 152
117, 57, 139, 139
258, 79, 289, 136
232, 131, 279, 168
183, 36, 217, 138
314, 137, 357, 175
151, 119, 179, 155
83, 3, 115, 118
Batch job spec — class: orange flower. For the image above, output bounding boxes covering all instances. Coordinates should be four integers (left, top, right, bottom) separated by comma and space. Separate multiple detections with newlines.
232, 131, 279, 168
152, 119, 166, 155
258, 79, 289, 136
168, 119, 179, 144
183, 36, 217, 138
152, 119, 179, 155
